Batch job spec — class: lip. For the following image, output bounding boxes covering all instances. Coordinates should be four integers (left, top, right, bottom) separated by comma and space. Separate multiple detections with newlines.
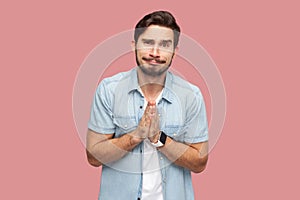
147, 60, 160, 65
142, 57, 166, 65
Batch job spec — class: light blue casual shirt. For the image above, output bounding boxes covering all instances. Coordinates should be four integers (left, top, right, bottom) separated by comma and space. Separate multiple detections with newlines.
88, 67, 208, 200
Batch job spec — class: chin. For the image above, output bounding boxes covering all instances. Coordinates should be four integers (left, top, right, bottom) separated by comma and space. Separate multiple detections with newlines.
140, 66, 170, 77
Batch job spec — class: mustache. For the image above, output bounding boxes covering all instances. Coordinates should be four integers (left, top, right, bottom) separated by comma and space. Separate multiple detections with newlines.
142, 57, 166, 64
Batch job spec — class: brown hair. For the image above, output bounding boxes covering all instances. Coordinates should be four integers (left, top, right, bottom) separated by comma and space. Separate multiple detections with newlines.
134, 11, 181, 48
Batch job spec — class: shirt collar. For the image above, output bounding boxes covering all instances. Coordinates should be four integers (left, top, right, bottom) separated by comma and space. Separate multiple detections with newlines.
162, 71, 174, 103
127, 67, 174, 103
127, 68, 139, 92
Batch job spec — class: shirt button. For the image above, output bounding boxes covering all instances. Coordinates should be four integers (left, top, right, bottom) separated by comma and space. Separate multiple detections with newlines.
124, 124, 128, 128
160, 157, 163, 160
173, 133, 177, 136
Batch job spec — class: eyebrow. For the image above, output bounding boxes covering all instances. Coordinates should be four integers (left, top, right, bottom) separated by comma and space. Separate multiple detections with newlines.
141, 39, 154, 42
141, 38, 173, 43
161, 40, 172, 43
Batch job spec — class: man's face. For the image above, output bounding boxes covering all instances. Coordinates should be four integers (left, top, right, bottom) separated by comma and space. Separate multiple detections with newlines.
134, 25, 176, 77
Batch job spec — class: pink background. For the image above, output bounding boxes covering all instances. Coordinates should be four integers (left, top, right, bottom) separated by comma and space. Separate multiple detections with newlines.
1, 0, 299, 199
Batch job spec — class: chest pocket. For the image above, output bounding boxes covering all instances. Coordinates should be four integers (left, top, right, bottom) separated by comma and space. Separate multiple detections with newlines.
113, 116, 137, 137
159, 104, 185, 142
163, 123, 184, 142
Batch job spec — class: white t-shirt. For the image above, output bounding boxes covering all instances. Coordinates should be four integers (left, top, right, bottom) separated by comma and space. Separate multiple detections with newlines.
140, 89, 164, 200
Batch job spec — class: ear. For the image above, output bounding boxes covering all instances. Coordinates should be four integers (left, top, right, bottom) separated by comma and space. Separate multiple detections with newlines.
174, 46, 179, 53
131, 41, 136, 52
173, 46, 179, 58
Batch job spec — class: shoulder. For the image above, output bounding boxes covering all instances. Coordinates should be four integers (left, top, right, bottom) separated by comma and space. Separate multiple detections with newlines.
96, 69, 134, 92
101, 69, 133, 86
168, 72, 203, 99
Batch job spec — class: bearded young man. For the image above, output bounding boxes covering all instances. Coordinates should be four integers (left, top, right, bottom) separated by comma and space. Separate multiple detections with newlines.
86, 10, 209, 200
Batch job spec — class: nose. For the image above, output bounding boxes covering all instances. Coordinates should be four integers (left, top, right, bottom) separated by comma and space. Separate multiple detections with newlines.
149, 46, 160, 58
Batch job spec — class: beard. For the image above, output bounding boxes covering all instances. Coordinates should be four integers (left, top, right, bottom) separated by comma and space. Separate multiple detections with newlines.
135, 50, 174, 77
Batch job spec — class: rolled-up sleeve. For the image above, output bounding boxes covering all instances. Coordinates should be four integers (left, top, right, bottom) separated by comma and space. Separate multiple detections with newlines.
182, 89, 208, 144
88, 80, 115, 134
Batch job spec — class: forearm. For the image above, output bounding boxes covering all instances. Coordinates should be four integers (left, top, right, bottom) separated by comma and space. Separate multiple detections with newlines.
88, 132, 142, 166
158, 137, 208, 173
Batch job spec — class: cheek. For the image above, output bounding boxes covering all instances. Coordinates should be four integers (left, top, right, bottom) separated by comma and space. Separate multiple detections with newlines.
135, 50, 143, 58
162, 52, 174, 61
160, 48, 174, 55
136, 49, 148, 57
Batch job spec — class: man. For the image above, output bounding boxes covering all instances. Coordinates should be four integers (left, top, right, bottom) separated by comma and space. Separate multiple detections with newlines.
86, 10, 209, 200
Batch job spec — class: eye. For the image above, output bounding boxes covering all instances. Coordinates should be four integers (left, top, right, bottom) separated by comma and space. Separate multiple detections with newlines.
143, 40, 154, 45
160, 41, 171, 48
162, 42, 169, 47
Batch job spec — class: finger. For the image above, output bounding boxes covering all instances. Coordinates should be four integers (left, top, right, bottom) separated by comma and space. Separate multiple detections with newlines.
140, 104, 150, 121
148, 101, 156, 106
149, 112, 159, 137
148, 103, 157, 117
145, 116, 151, 126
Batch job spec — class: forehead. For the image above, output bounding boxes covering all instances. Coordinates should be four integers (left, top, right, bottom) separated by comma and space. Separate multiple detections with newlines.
138, 25, 174, 41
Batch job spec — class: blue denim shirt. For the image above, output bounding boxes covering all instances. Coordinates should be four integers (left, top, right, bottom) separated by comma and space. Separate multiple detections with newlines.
88, 68, 208, 200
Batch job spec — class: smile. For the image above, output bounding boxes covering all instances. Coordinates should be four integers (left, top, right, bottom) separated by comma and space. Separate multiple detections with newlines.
142, 57, 166, 64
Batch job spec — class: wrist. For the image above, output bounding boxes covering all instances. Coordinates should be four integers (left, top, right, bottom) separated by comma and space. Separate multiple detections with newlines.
157, 136, 173, 151
149, 131, 160, 143
151, 131, 167, 148
164, 135, 172, 146
128, 132, 143, 146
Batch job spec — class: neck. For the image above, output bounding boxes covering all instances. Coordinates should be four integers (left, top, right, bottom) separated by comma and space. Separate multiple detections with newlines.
137, 68, 166, 86
137, 68, 166, 102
